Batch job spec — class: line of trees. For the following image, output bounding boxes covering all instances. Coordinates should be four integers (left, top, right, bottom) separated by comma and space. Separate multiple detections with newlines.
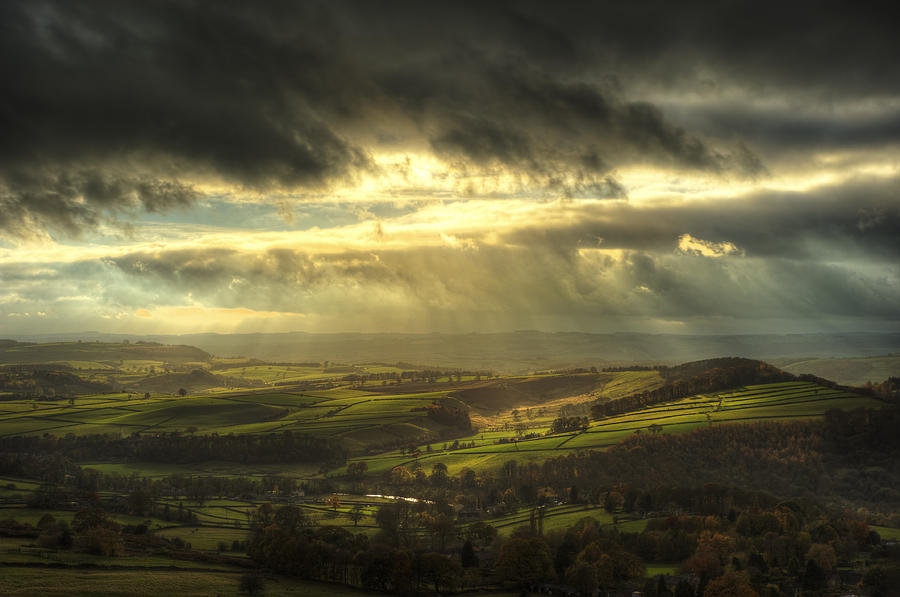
549, 416, 590, 434
243, 492, 898, 597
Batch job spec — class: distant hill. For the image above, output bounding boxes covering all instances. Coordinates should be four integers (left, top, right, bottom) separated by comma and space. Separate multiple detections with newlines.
7, 331, 898, 372
0, 340, 211, 367
126, 369, 262, 394
0, 367, 113, 398
660, 356, 784, 382
771, 354, 900, 386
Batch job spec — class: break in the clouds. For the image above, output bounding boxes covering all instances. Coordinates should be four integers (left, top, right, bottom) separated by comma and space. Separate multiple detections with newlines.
1, 1, 898, 335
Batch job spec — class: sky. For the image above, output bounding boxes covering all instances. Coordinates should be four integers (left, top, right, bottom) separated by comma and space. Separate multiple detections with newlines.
1, 0, 898, 336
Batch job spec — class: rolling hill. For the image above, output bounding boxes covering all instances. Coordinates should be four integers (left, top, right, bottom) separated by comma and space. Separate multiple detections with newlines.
772, 354, 900, 386
0, 340, 211, 368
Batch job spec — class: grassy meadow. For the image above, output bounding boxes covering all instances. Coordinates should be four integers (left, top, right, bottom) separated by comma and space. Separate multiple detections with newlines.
0, 360, 884, 484
0, 345, 893, 597
339, 380, 885, 477
0, 385, 459, 447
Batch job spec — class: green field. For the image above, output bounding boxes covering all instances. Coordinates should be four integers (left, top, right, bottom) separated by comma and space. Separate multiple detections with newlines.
154, 526, 252, 551
0, 353, 890, 596
145, 495, 382, 534
217, 365, 336, 383
475, 504, 614, 536
0, 385, 460, 449
871, 525, 900, 541
216, 363, 408, 384
339, 380, 884, 477
0, 357, 886, 486
0, 341, 209, 367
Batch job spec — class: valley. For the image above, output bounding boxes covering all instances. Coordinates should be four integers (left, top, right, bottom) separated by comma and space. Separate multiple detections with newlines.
1, 340, 898, 596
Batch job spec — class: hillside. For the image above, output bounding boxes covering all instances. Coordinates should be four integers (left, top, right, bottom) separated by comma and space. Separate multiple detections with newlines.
0, 367, 113, 399
7, 331, 900, 371
0, 340, 211, 368
0, 356, 887, 476
536, 406, 900, 510
772, 354, 900, 386
125, 369, 262, 394
344, 377, 885, 478
452, 374, 606, 414
591, 357, 794, 418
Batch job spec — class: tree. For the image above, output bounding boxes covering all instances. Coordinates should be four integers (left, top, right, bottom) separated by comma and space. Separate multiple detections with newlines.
604, 490, 624, 513
357, 545, 411, 593
495, 536, 555, 587
567, 560, 599, 596
861, 564, 900, 597
347, 461, 368, 479
326, 494, 341, 511
37, 513, 57, 530
674, 579, 695, 597
78, 526, 124, 556
424, 513, 455, 551
575, 543, 645, 589
375, 502, 410, 545
569, 484, 580, 503
414, 551, 463, 593
703, 569, 758, 597
502, 459, 517, 480
461, 539, 478, 568
178, 388, 187, 397
804, 543, 836, 572
389, 465, 411, 484
801, 559, 827, 593
430, 462, 449, 487
272, 505, 308, 534
128, 488, 150, 516
239, 572, 265, 596
72, 508, 114, 534
465, 521, 498, 547
256, 503, 274, 525
348, 504, 365, 527
657, 574, 671, 597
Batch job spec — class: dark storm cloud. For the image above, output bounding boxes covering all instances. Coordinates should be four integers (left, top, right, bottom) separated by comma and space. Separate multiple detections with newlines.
500, 177, 900, 263
418, 60, 740, 181
0, 169, 198, 237
543, 0, 900, 98
7, 0, 860, 236
1, 1, 369, 236
660, 102, 900, 157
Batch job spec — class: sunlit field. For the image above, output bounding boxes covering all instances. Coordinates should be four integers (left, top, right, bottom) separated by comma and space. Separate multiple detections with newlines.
339, 380, 883, 477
